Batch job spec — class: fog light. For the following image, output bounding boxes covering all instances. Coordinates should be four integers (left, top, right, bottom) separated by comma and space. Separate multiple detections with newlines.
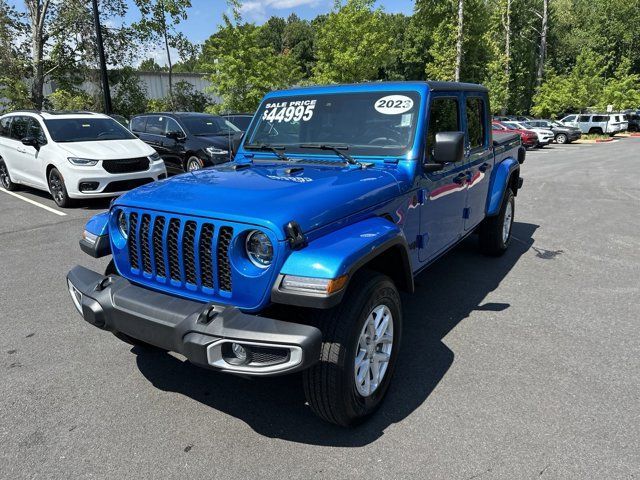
67, 279, 83, 314
79, 181, 99, 192
231, 343, 248, 362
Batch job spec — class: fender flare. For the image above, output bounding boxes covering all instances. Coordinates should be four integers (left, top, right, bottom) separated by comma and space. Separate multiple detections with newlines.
271, 216, 413, 309
486, 158, 520, 216
80, 212, 111, 258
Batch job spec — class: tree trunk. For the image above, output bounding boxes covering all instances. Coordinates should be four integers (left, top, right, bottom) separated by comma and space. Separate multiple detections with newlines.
502, 0, 511, 115
455, 0, 464, 82
26, 0, 50, 109
536, 0, 548, 88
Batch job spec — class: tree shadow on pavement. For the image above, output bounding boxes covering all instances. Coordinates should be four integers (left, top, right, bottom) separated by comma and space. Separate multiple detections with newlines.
134, 222, 538, 446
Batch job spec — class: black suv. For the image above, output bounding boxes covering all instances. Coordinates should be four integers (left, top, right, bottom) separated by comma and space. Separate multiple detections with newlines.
130, 112, 243, 173
528, 119, 582, 144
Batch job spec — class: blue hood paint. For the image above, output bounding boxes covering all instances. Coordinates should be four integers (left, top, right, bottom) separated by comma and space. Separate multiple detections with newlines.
114, 162, 403, 238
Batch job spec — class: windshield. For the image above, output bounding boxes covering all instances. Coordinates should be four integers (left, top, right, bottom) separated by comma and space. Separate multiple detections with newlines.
182, 116, 240, 136
245, 91, 421, 157
44, 117, 136, 142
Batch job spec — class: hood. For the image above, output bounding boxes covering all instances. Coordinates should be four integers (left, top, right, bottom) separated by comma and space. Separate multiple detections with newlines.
192, 132, 243, 147
114, 162, 402, 238
57, 139, 154, 160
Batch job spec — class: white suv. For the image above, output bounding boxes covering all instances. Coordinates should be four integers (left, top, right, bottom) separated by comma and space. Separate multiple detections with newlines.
0, 111, 166, 207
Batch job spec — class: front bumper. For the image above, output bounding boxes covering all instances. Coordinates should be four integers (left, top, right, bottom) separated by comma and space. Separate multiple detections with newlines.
66, 266, 322, 376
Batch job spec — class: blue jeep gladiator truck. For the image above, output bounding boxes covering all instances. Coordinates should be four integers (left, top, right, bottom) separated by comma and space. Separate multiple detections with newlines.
67, 81, 523, 426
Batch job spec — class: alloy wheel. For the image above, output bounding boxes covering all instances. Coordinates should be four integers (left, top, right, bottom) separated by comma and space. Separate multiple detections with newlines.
354, 304, 394, 397
502, 200, 513, 243
0, 163, 10, 189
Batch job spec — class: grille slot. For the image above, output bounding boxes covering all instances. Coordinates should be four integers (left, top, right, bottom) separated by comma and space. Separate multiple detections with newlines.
217, 227, 233, 291
152, 216, 166, 277
167, 218, 182, 281
140, 214, 152, 274
183, 221, 198, 285
128, 213, 139, 269
199, 223, 215, 289
102, 157, 149, 174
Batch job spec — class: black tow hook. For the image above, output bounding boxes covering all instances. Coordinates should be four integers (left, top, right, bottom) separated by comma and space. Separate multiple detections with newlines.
94, 276, 114, 292
198, 304, 222, 325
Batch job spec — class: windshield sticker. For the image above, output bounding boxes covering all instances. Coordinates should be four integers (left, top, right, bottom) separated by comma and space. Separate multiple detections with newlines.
262, 99, 316, 123
374, 95, 414, 115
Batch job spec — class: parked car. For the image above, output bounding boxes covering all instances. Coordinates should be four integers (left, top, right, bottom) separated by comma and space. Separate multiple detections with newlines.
492, 121, 538, 148
130, 112, 243, 173
560, 113, 620, 135
625, 111, 640, 132
612, 114, 628, 132
527, 119, 582, 144
221, 113, 253, 132
0, 110, 166, 207
494, 115, 533, 122
68, 81, 524, 426
503, 120, 554, 146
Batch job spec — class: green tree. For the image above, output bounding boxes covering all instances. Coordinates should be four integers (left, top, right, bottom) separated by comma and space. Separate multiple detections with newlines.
312, 0, 392, 84
46, 88, 92, 110
139, 58, 165, 71
201, 17, 301, 113
111, 67, 149, 117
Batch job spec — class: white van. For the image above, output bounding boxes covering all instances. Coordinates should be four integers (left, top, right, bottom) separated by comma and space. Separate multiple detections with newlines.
0, 111, 166, 207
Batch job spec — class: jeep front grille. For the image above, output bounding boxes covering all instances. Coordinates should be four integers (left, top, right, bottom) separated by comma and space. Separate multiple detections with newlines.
127, 213, 235, 292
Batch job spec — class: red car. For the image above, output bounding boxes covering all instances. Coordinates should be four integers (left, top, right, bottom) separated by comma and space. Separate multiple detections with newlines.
492, 121, 537, 148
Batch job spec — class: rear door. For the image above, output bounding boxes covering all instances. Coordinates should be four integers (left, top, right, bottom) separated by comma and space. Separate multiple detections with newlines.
419, 94, 468, 262
463, 94, 492, 230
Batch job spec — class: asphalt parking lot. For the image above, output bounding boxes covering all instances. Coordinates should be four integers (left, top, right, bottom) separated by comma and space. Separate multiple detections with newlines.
1, 139, 639, 479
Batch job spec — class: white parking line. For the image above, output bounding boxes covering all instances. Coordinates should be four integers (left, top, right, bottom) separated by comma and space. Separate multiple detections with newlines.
0, 188, 67, 216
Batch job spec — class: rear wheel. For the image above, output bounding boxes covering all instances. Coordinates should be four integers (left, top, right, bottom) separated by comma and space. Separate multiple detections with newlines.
588, 127, 603, 135
0, 158, 18, 191
303, 271, 402, 426
479, 188, 514, 256
555, 133, 568, 144
48, 167, 73, 208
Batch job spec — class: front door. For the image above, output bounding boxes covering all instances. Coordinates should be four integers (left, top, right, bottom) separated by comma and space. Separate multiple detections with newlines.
419, 95, 468, 262
463, 94, 493, 230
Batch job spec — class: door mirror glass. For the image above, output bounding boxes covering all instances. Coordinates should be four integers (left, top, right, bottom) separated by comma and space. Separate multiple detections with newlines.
432, 131, 465, 164
21, 136, 39, 148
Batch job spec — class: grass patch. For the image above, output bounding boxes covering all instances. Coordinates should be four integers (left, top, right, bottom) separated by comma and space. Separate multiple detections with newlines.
580, 133, 614, 140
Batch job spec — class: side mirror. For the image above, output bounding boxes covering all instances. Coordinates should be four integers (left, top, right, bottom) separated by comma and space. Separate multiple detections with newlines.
423, 131, 465, 172
165, 131, 184, 141
21, 137, 40, 150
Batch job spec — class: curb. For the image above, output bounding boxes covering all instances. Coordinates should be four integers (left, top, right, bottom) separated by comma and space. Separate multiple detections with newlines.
595, 138, 615, 143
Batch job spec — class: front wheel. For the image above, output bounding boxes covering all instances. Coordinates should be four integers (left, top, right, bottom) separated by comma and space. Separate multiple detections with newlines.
303, 271, 402, 426
185, 156, 203, 172
48, 167, 73, 208
479, 188, 514, 256
555, 133, 568, 144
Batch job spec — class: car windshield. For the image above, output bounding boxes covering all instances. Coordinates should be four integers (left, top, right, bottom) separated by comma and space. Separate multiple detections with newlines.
181, 116, 240, 136
504, 121, 522, 129
44, 117, 136, 142
245, 91, 421, 157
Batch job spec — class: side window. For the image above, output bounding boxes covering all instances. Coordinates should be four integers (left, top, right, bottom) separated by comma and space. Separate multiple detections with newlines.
427, 97, 460, 162
578, 115, 591, 122
592, 115, 607, 122
10, 116, 29, 140
130, 116, 146, 133
465, 96, 486, 149
165, 118, 183, 136
0, 117, 12, 137
564, 115, 576, 122
146, 116, 167, 136
27, 118, 46, 144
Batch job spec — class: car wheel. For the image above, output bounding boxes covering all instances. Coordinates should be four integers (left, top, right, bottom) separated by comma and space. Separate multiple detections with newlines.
588, 128, 603, 135
48, 167, 73, 208
555, 133, 568, 144
479, 188, 514, 256
303, 270, 402, 426
0, 158, 19, 191
185, 156, 203, 172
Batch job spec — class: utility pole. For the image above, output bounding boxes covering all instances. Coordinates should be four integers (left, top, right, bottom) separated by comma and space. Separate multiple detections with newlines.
455, 0, 464, 82
91, 0, 112, 114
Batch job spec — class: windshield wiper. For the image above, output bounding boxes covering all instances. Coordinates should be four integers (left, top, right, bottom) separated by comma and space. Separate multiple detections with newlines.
244, 143, 289, 161
298, 144, 360, 166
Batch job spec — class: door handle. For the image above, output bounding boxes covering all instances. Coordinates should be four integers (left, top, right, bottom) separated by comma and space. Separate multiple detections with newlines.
479, 162, 492, 172
453, 173, 467, 185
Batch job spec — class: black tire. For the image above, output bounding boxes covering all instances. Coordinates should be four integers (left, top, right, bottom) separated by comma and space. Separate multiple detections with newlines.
0, 158, 19, 191
479, 188, 515, 256
303, 271, 402, 426
555, 133, 568, 144
185, 156, 203, 172
48, 167, 73, 208
588, 127, 603, 135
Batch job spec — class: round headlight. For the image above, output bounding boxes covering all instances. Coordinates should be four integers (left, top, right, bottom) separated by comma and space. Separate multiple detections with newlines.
245, 230, 273, 268
117, 210, 128, 240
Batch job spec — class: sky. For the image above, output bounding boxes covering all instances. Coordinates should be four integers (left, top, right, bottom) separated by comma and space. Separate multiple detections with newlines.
9, 0, 416, 66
